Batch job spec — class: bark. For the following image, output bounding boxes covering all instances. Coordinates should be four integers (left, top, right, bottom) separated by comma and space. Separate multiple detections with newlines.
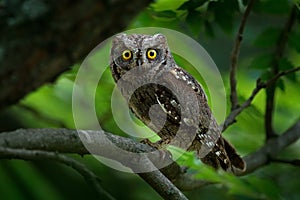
0, 0, 152, 109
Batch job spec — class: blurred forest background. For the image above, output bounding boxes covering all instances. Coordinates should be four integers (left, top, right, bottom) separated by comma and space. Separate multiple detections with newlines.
0, 0, 300, 199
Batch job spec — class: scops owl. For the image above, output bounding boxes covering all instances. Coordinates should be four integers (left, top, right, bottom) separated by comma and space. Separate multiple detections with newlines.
109, 33, 245, 172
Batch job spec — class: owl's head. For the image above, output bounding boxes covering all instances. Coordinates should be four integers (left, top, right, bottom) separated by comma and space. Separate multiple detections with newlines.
110, 34, 173, 76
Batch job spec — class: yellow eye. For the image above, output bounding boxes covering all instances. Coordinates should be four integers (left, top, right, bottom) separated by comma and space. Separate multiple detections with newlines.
122, 50, 132, 61
147, 49, 157, 60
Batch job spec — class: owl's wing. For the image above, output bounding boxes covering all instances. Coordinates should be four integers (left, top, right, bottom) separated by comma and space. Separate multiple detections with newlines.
156, 65, 213, 132
151, 65, 217, 149
158, 65, 245, 172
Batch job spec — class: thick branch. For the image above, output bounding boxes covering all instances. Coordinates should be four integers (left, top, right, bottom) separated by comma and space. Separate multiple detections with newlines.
230, 0, 256, 110
1, 124, 299, 191
0, 128, 189, 199
0, 147, 115, 200
139, 170, 188, 200
238, 120, 300, 175
160, 162, 211, 191
222, 66, 300, 131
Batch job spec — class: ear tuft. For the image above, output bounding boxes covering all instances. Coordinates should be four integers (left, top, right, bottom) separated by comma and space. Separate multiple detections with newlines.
112, 33, 127, 44
153, 33, 167, 42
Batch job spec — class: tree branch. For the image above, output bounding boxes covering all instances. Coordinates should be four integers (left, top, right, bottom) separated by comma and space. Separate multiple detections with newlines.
230, 0, 256, 110
0, 147, 115, 200
1, 123, 299, 192
237, 120, 300, 175
222, 66, 300, 131
265, 5, 298, 140
270, 158, 300, 167
160, 162, 211, 191
138, 170, 188, 200
0, 128, 190, 199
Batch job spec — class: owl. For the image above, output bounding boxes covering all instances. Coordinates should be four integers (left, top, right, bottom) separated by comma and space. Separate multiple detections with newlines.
110, 33, 245, 172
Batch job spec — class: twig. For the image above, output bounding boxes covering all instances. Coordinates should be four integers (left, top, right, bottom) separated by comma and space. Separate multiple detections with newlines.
230, 0, 256, 110
222, 66, 300, 132
237, 120, 300, 175
0, 147, 115, 200
270, 158, 300, 167
265, 5, 298, 140
264, 66, 300, 86
18, 104, 67, 128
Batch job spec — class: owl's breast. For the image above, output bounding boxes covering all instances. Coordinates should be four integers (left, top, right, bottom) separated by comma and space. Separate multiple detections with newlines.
128, 83, 181, 139
113, 62, 211, 145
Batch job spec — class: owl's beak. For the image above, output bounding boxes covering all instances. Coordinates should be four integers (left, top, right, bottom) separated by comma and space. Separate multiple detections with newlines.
135, 51, 143, 66
136, 58, 143, 66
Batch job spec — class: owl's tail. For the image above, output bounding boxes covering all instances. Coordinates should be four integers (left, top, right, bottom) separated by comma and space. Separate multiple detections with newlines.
200, 137, 246, 173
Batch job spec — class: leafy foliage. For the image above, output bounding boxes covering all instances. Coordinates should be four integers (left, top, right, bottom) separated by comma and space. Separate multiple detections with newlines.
289, 30, 300, 53
252, 0, 290, 14
253, 27, 281, 48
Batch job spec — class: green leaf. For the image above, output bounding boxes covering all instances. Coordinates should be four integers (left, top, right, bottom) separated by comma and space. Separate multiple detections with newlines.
63, 64, 80, 82
196, 169, 261, 198
289, 31, 300, 53
247, 176, 280, 199
249, 54, 272, 70
151, 10, 177, 18
195, 165, 223, 182
223, 174, 259, 198
177, 0, 208, 10
253, 27, 281, 48
260, 70, 273, 81
279, 58, 297, 81
204, 19, 215, 37
208, 0, 240, 33
277, 78, 286, 92
294, 0, 300, 12
186, 10, 203, 36
278, 58, 294, 71
242, 0, 250, 6
253, 0, 290, 15
286, 71, 297, 82
151, 0, 187, 12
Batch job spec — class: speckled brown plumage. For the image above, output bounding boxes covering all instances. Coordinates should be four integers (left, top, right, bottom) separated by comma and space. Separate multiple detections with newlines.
110, 33, 245, 172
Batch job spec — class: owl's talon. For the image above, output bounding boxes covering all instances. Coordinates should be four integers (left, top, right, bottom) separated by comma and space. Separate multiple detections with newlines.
141, 139, 160, 149
141, 138, 151, 145
140, 138, 171, 150
158, 149, 172, 160
180, 166, 188, 173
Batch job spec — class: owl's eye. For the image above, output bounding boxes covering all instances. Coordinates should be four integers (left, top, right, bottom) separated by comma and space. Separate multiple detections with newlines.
147, 49, 157, 60
122, 50, 132, 61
